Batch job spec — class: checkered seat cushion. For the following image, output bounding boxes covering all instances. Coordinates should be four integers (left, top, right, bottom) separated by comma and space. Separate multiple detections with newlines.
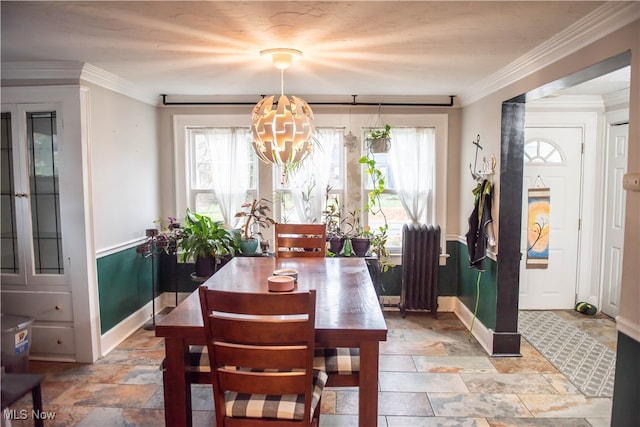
313, 347, 360, 375
186, 345, 209, 370
159, 345, 210, 383
224, 369, 327, 421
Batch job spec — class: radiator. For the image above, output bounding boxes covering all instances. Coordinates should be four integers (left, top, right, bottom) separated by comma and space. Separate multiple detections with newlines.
400, 224, 441, 317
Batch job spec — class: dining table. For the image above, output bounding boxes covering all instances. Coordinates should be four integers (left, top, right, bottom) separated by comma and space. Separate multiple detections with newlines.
155, 256, 388, 427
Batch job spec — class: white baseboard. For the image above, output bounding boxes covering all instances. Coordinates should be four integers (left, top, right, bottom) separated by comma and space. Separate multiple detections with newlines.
99, 294, 166, 358
378, 295, 456, 312
100, 292, 195, 358
100, 292, 501, 359
453, 297, 494, 355
160, 291, 191, 308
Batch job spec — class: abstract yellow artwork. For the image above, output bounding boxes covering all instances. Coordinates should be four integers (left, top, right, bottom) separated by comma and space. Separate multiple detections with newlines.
526, 187, 550, 269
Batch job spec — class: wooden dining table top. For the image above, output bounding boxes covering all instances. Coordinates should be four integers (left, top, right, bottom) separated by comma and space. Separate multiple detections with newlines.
156, 256, 388, 344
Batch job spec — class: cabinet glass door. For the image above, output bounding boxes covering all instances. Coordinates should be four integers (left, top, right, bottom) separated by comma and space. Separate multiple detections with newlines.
1, 112, 19, 274
1, 106, 65, 285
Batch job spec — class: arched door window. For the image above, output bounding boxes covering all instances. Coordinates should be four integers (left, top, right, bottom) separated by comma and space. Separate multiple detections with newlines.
524, 138, 565, 164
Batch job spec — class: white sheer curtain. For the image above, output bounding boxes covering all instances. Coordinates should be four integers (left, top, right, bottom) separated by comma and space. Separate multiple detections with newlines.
288, 128, 342, 223
388, 127, 435, 224
206, 128, 251, 227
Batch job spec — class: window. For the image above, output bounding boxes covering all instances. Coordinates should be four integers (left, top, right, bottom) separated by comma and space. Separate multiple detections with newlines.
185, 127, 255, 226
524, 139, 565, 164
174, 113, 448, 259
274, 128, 345, 224
364, 127, 436, 251
362, 147, 403, 247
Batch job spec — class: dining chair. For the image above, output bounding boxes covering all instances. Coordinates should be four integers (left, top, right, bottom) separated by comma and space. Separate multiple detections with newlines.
272, 224, 361, 388
199, 287, 326, 426
274, 223, 326, 258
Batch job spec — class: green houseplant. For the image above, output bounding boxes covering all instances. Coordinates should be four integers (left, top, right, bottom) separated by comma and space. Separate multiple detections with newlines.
358, 148, 393, 272
234, 198, 275, 254
344, 208, 371, 257
322, 189, 346, 255
365, 124, 391, 153
178, 209, 239, 277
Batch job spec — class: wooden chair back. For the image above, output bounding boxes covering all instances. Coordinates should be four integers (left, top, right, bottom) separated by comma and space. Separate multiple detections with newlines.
199, 287, 320, 426
274, 223, 326, 258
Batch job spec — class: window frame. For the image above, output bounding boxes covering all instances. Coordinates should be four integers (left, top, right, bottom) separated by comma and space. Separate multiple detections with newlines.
173, 113, 448, 260
173, 115, 266, 225
358, 115, 448, 258
272, 127, 346, 224
185, 126, 256, 223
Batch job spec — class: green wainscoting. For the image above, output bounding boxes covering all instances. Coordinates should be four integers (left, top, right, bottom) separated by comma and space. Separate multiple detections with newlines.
357, 240, 472, 298
611, 331, 640, 426
439, 240, 460, 296
97, 247, 156, 334
98, 239, 499, 336
455, 240, 498, 330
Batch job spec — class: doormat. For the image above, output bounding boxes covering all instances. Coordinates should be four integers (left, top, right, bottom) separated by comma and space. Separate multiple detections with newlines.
518, 310, 615, 397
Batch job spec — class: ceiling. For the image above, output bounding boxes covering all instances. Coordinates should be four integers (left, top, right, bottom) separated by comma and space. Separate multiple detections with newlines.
1, 1, 633, 105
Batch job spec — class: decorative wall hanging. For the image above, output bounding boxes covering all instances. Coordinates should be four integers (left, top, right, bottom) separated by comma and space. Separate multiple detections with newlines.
526, 178, 550, 269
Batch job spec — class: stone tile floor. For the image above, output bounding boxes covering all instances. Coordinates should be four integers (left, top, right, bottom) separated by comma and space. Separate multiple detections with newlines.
4, 310, 616, 426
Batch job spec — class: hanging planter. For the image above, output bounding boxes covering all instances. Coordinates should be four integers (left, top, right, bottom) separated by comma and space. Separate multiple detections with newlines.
365, 124, 391, 153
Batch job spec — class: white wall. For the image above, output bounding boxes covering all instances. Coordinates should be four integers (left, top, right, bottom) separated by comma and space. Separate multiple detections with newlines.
84, 82, 160, 253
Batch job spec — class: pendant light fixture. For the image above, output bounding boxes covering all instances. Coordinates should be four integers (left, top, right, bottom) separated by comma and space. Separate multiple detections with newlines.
251, 48, 314, 171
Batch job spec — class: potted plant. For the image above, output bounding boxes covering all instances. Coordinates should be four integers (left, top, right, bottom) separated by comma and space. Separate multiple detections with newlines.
178, 209, 239, 278
322, 189, 346, 255
358, 149, 394, 271
153, 216, 182, 255
341, 208, 369, 257
235, 198, 275, 254
365, 124, 391, 153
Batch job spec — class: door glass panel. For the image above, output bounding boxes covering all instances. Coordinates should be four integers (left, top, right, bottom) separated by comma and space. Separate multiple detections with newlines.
1, 112, 19, 273
27, 111, 64, 274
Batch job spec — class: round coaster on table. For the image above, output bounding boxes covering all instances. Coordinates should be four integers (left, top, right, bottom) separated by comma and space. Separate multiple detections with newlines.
268, 275, 295, 292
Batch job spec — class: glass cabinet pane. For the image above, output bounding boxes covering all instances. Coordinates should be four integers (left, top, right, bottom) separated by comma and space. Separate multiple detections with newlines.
1, 112, 18, 273
26, 111, 64, 274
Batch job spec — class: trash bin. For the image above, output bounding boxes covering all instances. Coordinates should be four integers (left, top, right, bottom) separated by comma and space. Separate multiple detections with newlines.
1, 314, 34, 373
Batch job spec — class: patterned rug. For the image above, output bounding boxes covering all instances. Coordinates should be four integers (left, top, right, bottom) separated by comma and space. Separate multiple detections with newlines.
518, 310, 616, 397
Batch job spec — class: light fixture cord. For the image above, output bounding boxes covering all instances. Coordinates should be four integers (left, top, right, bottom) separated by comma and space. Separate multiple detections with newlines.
280, 69, 284, 96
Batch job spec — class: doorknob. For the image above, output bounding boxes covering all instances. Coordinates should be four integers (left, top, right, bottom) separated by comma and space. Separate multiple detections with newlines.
14, 192, 28, 198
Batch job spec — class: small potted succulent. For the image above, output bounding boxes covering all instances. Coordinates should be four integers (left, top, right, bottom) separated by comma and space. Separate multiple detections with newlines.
235, 198, 275, 254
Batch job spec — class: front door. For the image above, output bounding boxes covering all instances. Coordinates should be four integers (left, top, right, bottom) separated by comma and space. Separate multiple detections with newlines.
519, 126, 583, 309
600, 122, 628, 318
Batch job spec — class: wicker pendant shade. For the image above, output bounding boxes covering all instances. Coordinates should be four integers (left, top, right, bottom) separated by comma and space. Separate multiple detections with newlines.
251, 49, 314, 168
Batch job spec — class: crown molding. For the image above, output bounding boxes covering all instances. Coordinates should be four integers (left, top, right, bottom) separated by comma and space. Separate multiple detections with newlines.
1, 61, 84, 80
459, 2, 640, 107
1, 61, 158, 106
603, 88, 630, 110
79, 63, 158, 106
526, 95, 605, 112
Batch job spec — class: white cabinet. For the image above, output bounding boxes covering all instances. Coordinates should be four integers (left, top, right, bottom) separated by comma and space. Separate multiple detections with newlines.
1, 105, 67, 287
1, 87, 99, 362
